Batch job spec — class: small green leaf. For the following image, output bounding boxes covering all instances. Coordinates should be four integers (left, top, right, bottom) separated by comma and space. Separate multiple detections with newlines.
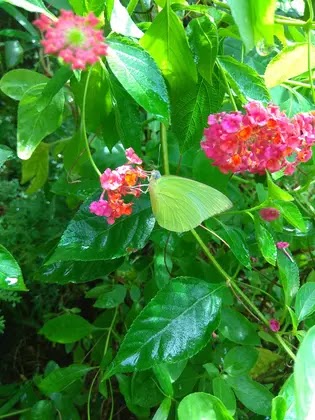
212, 377, 236, 415
110, 0, 143, 38
295, 283, 315, 322
217, 56, 270, 102
277, 251, 299, 307
279, 375, 297, 420
255, 221, 277, 266
107, 278, 222, 374
218, 225, 251, 269
272, 395, 287, 420
4, 0, 56, 18
294, 326, 315, 419
106, 37, 170, 124
0, 69, 47, 100
94, 284, 127, 308
178, 392, 233, 420
152, 398, 172, 420
227, 375, 273, 416
21, 142, 49, 194
17, 83, 64, 160
224, 346, 259, 377
0, 145, 14, 167
38, 365, 92, 395
153, 365, 173, 397
29, 400, 55, 420
40, 314, 95, 343
0, 244, 27, 291
219, 308, 260, 345
267, 173, 294, 201
265, 43, 315, 88
276, 201, 306, 233
187, 16, 218, 83
47, 194, 155, 263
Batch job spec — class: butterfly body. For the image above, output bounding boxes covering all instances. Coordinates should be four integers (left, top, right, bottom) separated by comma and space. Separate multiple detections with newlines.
149, 173, 232, 232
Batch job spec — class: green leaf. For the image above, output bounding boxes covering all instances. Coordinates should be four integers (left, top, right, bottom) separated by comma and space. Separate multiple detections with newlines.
0, 69, 47, 100
47, 194, 155, 263
110, 0, 143, 38
0, 244, 27, 291
187, 16, 218, 83
38, 365, 92, 395
139, 5, 197, 93
94, 284, 127, 308
130, 371, 164, 408
178, 392, 233, 420
21, 142, 49, 194
3, 0, 55, 19
218, 225, 251, 269
265, 43, 315, 88
272, 396, 287, 420
152, 398, 172, 420
217, 56, 270, 103
171, 77, 224, 152
40, 314, 95, 343
212, 377, 236, 415
279, 375, 297, 420
17, 83, 64, 160
226, 0, 276, 52
295, 283, 315, 322
29, 400, 55, 419
36, 259, 123, 285
107, 278, 222, 374
276, 201, 306, 233
219, 307, 260, 345
224, 346, 259, 377
294, 326, 315, 419
4, 40, 23, 69
267, 172, 294, 201
153, 365, 173, 397
227, 375, 273, 416
255, 221, 277, 266
0, 145, 14, 167
106, 37, 170, 124
277, 251, 299, 307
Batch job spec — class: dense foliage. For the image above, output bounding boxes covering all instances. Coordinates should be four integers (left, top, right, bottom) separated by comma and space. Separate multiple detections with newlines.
1, 0, 315, 419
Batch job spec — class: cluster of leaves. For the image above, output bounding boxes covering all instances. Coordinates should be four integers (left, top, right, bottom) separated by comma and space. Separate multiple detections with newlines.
1, 0, 315, 419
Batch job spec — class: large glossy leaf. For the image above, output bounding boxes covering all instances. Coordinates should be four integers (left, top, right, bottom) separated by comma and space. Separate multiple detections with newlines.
227, 375, 273, 416
294, 326, 315, 419
110, 0, 143, 38
139, 5, 197, 93
4, 0, 55, 18
178, 392, 233, 420
278, 375, 297, 420
0, 244, 27, 291
171, 77, 224, 152
217, 56, 270, 103
219, 307, 260, 345
277, 251, 299, 307
36, 258, 123, 285
265, 43, 315, 88
187, 16, 218, 84
17, 83, 64, 160
295, 283, 315, 322
0, 69, 47, 100
47, 194, 155, 264
38, 365, 92, 395
106, 37, 169, 124
40, 314, 95, 343
226, 0, 276, 52
107, 278, 222, 375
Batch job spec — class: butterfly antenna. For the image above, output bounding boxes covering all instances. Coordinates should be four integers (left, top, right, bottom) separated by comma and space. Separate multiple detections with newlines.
200, 224, 230, 248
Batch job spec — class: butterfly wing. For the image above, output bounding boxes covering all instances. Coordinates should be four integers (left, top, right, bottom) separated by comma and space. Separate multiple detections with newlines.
149, 175, 232, 232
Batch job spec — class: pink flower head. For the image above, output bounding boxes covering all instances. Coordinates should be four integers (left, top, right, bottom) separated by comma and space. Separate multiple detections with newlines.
125, 148, 142, 165
269, 319, 280, 332
276, 241, 290, 249
259, 207, 280, 222
100, 168, 122, 191
89, 199, 112, 217
201, 102, 315, 175
33, 10, 108, 70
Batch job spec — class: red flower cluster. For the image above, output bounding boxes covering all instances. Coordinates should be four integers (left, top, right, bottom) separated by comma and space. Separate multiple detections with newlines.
201, 101, 315, 175
89, 148, 147, 224
33, 10, 108, 70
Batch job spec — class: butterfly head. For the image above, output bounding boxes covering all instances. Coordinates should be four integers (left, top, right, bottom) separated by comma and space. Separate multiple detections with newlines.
150, 170, 161, 181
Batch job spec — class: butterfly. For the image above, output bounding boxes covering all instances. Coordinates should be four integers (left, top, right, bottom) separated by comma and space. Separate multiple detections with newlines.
149, 170, 232, 232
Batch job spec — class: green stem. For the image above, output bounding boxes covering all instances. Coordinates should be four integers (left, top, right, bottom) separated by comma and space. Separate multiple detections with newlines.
282, 80, 313, 88
160, 123, 170, 175
191, 228, 296, 361
127, 0, 139, 14
81, 68, 101, 177
216, 60, 238, 111
0, 409, 31, 419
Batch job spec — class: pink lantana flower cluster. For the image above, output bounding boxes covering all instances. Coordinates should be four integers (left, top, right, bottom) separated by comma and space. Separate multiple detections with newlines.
33, 10, 108, 70
201, 101, 315, 175
89, 148, 147, 225
259, 207, 280, 222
